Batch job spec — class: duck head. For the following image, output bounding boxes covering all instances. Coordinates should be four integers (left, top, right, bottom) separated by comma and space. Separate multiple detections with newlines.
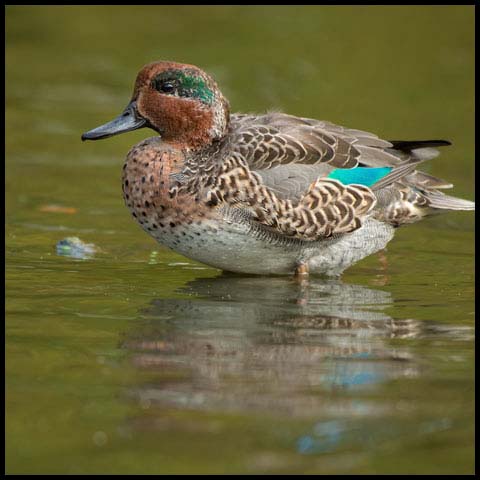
82, 61, 230, 149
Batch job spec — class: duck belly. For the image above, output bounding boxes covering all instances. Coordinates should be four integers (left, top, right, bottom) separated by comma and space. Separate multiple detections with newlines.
147, 216, 395, 276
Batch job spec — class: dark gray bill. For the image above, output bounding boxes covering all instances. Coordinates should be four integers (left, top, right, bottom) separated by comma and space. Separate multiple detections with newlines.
81, 101, 146, 141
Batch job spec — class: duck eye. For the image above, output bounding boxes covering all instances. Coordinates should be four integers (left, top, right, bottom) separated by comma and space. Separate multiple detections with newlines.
160, 82, 175, 94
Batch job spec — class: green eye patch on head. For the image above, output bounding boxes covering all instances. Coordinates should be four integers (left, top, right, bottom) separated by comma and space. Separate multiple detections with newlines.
151, 69, 215, 105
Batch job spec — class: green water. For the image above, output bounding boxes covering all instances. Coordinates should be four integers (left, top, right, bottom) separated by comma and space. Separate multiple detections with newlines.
6, 5, 474, 474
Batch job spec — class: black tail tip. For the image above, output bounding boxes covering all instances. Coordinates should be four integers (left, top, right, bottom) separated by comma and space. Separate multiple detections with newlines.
390, 139, 452, 151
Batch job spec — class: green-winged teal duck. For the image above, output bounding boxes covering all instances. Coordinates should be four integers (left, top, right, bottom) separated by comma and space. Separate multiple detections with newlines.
82, 61, 474, 276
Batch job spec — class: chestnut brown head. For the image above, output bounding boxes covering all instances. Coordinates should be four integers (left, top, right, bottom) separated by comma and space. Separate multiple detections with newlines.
82, 61, 230, 150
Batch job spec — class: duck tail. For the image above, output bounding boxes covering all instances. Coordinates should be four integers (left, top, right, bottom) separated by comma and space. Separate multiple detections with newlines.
389, 139, 451, 150
424, 190, 475, 211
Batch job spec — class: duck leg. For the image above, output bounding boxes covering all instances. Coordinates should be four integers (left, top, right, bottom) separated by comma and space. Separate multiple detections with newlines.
294, 262, 309, 277
377, 249, 388, 270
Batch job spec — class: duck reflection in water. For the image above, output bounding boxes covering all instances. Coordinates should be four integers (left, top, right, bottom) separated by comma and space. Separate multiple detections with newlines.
121, 275, 427, 418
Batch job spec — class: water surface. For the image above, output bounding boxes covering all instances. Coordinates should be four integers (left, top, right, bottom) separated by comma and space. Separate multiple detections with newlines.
6, 5, 474, 474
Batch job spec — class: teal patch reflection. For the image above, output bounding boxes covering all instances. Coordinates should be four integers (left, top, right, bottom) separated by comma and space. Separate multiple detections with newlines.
321, 361, 385, 389
297, 420, 345, 454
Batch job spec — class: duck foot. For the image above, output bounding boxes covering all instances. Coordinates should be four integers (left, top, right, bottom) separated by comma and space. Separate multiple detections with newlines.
294, 262, 310, 281
293, 263, 309, 288
295, 262, 309, 276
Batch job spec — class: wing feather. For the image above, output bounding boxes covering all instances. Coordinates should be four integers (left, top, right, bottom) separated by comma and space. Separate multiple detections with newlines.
229, 112, 452, 195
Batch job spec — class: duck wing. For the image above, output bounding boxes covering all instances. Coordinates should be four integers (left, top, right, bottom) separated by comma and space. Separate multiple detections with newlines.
217, 113, 470, 238
231, 112, 459, 194
230, 112, 405, 168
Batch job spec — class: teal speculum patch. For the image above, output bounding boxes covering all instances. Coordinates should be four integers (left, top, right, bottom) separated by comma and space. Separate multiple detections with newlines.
327, 166, 393, 187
